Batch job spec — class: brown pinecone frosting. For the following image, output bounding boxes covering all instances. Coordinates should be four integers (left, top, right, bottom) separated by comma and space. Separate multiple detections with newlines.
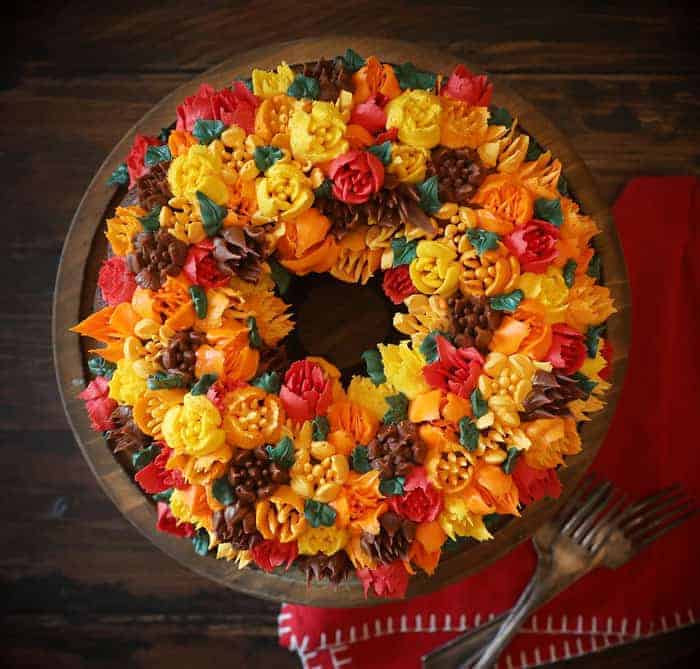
448, 293, 503, 354
361, 511, 417, 564
158, 329, 205, 386
213, 502, 263, 550
107, 406, 151, 455
300, 57, 354, 102
127, 229, 188, 291
363, 184, 435, 236
136, 162, 173, 212
316, 196, 364, 239
297, 551, 353, 585
227, 446, 290, 506
212, 226, 263, 284
427, 147, 490, 205
520, 371, 588, 421
256, 344, 289, 378
367, 420, 427, 480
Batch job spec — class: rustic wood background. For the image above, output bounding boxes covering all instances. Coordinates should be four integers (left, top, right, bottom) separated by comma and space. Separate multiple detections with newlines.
3, 1, 699, 667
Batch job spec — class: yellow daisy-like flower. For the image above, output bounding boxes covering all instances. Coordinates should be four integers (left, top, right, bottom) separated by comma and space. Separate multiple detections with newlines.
297, 526, 349, 556
289, 100, 348, 164
393, 294, 450, 348
255, 161, 313, 221
378, 341, 431, 400
386, 143, 430, 184
168, 144, 229, 207
439, 493, 492, 541
251, 62, 295, 98
518, 266, 570, 324
346, 376, 395, 422
386, 90, 442, 149
108, 358, 149, 406
161, 393, 226, 457
409, 240, 460, 297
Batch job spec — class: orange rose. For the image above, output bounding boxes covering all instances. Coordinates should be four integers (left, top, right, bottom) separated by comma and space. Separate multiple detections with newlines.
327, 399, 379, 454
352, 56, 401, 105
471, 173, 534, 225
489, 299, 553, 359
331, 470, 387, 535
278, 208, 339, 275
523, 416, 582, 469
463, 463, 520, 516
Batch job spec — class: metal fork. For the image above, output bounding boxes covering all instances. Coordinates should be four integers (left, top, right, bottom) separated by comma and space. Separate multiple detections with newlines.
421, 479, 697, 669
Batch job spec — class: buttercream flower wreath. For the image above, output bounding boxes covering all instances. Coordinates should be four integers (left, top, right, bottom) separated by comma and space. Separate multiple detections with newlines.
72, 50, 615, 599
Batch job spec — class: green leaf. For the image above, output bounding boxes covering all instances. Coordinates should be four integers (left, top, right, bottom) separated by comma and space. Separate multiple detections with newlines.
287, 74, 321, 100
351, 445, 371, 474
147, 371, 186, 390
88, 356, 116, 380
138, 206, 161, 232
489, 289, 524, 312
304, 499, 337, 528
466, 228, 500, 255
416, 175, 442, 215
247, 316, 262, 349
193, 119, 226, 145
526, 138, 545, 162
342, 48, 365, 73
368, 141, 392, 165
488, 107, 513, 128
470, 388, 488, 418
158, 126, 172, 143
312, 415, 330, 441
534, 197, 563, 227
266, 436, 295, 469
563, 259, 577, 288
252, 371, 281, 394
572, 371, 597, 396
313, 179, 332, 200
585, 324, 606, 358
132, 443, 160, 470
419, 330, 451, 364
391, 237, 418, 267
144, 144, 172, 168
254, 145, 284, 172
192, 528, 210, 556
557, 174, 570, 197
383, 393, 408, 425
152, 489, 173, 503
394, 62, 436, 90
196, 191, 226, 236
459, 416, 479, 451
212, 477, 235, 505
107, 163, 129, 186
587, 253, 602, 281
379, 476, 405, 497
189, 285, 208, 319
191, 373, 217, 396
361, 349, 386, 385
502, 447, 521, 474
268, 258, 292, 295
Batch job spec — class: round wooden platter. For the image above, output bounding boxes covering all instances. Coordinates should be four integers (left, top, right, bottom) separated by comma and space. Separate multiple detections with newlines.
53, 37, 631, 606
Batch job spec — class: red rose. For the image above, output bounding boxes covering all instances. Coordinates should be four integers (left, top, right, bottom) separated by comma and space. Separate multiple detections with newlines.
382, 265, 417, 305
176, 82, 260, 135
98, 256, 137, 306
503, 219, 560, 273
350, 95, 387, 135
389, 467, 442, 522
423, 336, 484, 398
78, 376, 117, 432
135, 444, 187, 494
328, 150, 385, 205
546, 324, 586, 375
126, 134, 160, 187
280, 359, 334, 421
441, 65, 493, 107
155, 501, 195, 538
512, 459, 562, 506
183, 239, 230, 288
357, 560, 409, 599
251, 539, 298, 572
600, 339, 613, 381
375, 127, 399, 144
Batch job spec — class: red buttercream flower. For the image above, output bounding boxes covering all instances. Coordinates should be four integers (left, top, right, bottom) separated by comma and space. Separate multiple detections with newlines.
350, 95, 387, 135
441, 65, 493, 107
503, 219, 561, 273
78, 376, 117, 431
280, 359, 334, 421
600, 339, 614, 381
176, 82, 260, 135
512, 459, 562, 506
389, 467, 442, 522
382, 265, 418, 305
251, 539, 298, 572
423, 336, 484, 398
155, 501, 195, 538
357, 560, 409, 599
183, 239, 230, 288
135, 444, 187, 494
375, 127, 399, 144
328, 150, 385, 205
546, 324, 586, 375
98, 256, 137, 306
126, 134, 160, 187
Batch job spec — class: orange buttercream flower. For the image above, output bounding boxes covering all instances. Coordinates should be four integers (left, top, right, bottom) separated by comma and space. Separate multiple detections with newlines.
352, 57, 401, 105
566, 275, 616, 331
168, 130, 197, 158
332, 470, 387, 535
489, 299, 553, 360
70, 302, 140, 363
471, 173, 534, 225
463, 463, 520, 516
221, 385, 285, 449
523, 416, 582, 469
327, 399, 379, 454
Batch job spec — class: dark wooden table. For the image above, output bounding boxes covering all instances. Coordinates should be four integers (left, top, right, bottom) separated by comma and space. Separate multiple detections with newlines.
3, 2, 699, 667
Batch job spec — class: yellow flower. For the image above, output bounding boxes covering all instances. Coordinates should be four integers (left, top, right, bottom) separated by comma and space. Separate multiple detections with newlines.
255, 162, 313, 221
378, 341, 431, 399
386, 143, 430, 183
386, 90, 442, 149
439, 493, 492, 541
393, 294, 450, 348
252, 62, 295, 98
346, 375, 395, 421
161, 393, 226, 457
566, 275, 616, 331
523, 416, 582, 469
105, 206, 145, 256
518, 266, 570, 323
409, 240, 460, 297
289, 101, 348, 163
216, 543, 253, 568
255, 485, 307, 542
168, 144, 229, 206
108, 358, 148, 406
440, 99, 495, 149
298, 526, 349, 556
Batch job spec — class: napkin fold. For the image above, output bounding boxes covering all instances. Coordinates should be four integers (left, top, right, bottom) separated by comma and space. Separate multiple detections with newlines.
279, 177, 700, 669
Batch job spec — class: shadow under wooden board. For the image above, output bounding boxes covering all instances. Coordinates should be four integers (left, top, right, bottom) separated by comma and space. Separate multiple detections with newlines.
52, 37, 631, 606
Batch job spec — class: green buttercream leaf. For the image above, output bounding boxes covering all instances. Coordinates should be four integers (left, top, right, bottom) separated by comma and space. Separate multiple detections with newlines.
192, 528, 210, 556
88, 356, 116, 380
107, 163, 129, 186
587, 253, 602, 281
193, 119, 226, 145
557, 174, 570, 197
139, 207, 161, 232
132, 443, 160, 471
394, 62, 437, 90
502, 447, 521, 474
304, 499, 337, 528
368, 141, 392, 165
483, 513, 503, 533
361, 349, 386, 386
488, 107, 513, 128
526, 138, 545, 161
247, 316, 262, 349
563, 259, 577, 288
190, 373, 217, 396
158, 126, 172, 143
466, 228, 500, 255
147, 371, 186, 390
419, 330, 451, 364
534, 197, 563, 227
489, 289, 524, 312
342, 48, 365, 73
287, 74, 321, 100
458, 416, 479, 452
572, 371, 597, 396
314, 179, 333, 199
379, 476, 405, 497
351, 445, 371, 474
152, 489, 173, 503
471, 388, 488, 418
254, 145, 285, 172
252, 371, 281, 394
267, 436, 295, 469
391, 237, 418, 267
196, 191, 226, 236
585, 323, 607, 358
268, 258, 292, 295
189, 285, 208, 319
312, 415, 330, 441
417, 175, 442, 215
212, 477, 235, 505
144, 144, 172, 168
383, 393, 409, 425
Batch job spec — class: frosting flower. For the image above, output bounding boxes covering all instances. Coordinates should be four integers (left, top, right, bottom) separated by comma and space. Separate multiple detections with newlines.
389, 467, 442, 522
183, 239, 230, 288
252, 62, 296, 98
332, 470, 387, 535
298, 526, 349, 556
489, 299, 553, 360
472, 174, 534, 225
126, 134, 159, 187
409, 240, 460, 297
255, 162, 313, 221
98, 256, 137, 306
386, 143, 430, 184
135, 444, 186, 494
168, 144, 229, 206
512, 458, 562, 505
221, 385, 284, 449
289, 101, 349, 164
108, 358, 148, 406
156, 501, 195, 538
441, 65, 493, 106
175, 82, 260, 135
438, 493, 491, 541
504, 219, 561, 273
251, 539, 298, 572
280, 359, 334, 421
328, 150, 385, 204
382, 264, 418, 304
255, 485, 307, 542
522, 416, 582, 469
78, 376, 117, 431
357, 560, 409, 599
161, 393, 226, 457
105, 206, 145, 257
463, 463, 520, 516
440, 99, 491, 149
350, 96, 387, 135
386, 90, 442, 149
378, 341, 431, 399
546, 323, 586, 375
518, 266, 570, 323
423, 335, 484, 398
566, 275, 616, 331
352, 57, 401, 105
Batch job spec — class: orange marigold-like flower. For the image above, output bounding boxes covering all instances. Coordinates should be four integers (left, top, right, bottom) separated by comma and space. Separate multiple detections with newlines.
462, 462, 520, 516
566, 275, 616, 331
522, 416, 582, 469
471, 173, 534, 225
332, 470, 387, 535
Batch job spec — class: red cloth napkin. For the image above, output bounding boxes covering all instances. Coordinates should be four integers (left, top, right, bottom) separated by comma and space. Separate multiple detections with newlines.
278, 177, 700, 669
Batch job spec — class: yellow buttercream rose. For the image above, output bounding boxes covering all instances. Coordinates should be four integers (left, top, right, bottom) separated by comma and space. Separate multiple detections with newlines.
409, 240, 460, 297
161, 393, 226, 457
108, 358, 148, 406
386, 90, 442, 149
255, 162, 313, 221
386, 143, 430, 184
440, 99, 492, 149
289, 101, 348, 163
251, 62, 295, 98
168, 144, 229, 207
518, 266, 569, 324
298, 526, 349, 556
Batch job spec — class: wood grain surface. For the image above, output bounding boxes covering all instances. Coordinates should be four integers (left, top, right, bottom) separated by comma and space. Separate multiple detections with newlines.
4, 1, 700, 667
